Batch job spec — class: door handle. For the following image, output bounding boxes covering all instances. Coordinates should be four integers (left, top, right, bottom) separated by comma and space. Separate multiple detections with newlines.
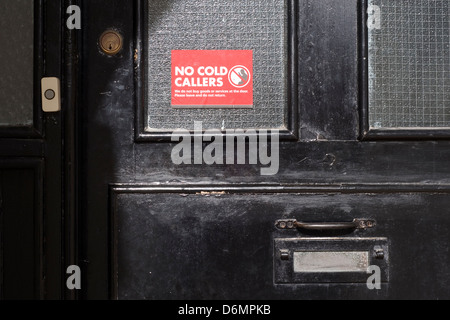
275, 219, 376, 231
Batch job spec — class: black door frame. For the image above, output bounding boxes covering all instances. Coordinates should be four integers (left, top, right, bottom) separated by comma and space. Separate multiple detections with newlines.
0, 0, 81, 299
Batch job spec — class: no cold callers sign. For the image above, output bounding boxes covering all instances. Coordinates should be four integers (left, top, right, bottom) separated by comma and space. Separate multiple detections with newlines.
171, 50, 253, 108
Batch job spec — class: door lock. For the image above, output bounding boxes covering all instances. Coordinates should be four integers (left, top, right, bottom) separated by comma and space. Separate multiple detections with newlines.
99, 30, 123, 55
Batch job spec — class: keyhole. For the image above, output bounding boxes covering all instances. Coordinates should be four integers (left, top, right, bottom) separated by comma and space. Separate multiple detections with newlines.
99, 30, 123, 55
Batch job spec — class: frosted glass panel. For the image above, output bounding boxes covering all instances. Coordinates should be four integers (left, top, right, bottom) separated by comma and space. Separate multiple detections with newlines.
368, 0, 450, 128
0, 0, 34, 126
146, 0, 288, 131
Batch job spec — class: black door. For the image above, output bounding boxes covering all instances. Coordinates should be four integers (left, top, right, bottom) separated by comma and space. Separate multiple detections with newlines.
77, 0, 450, 300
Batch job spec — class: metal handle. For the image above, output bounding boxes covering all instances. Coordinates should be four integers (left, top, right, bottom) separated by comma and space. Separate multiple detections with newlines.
275, 219, 376, 231
294, 221, 360, 231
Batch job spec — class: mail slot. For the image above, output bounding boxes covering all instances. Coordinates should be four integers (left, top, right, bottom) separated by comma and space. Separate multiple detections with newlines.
274, 238, 389, 284
293, 251, 370, 273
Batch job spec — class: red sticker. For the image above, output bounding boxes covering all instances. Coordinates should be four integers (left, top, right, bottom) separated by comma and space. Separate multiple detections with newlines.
171, 50, 253, 108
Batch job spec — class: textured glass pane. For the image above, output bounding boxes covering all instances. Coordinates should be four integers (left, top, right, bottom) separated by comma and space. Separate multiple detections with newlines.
146, 0, 288, 131
0, 0, 34, 126
368, 0, 450, 128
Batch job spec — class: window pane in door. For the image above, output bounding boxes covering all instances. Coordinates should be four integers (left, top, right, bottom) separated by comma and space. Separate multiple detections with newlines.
0, 0, 34, 127
368, 0, 449, 128
146, 0, 288, 131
